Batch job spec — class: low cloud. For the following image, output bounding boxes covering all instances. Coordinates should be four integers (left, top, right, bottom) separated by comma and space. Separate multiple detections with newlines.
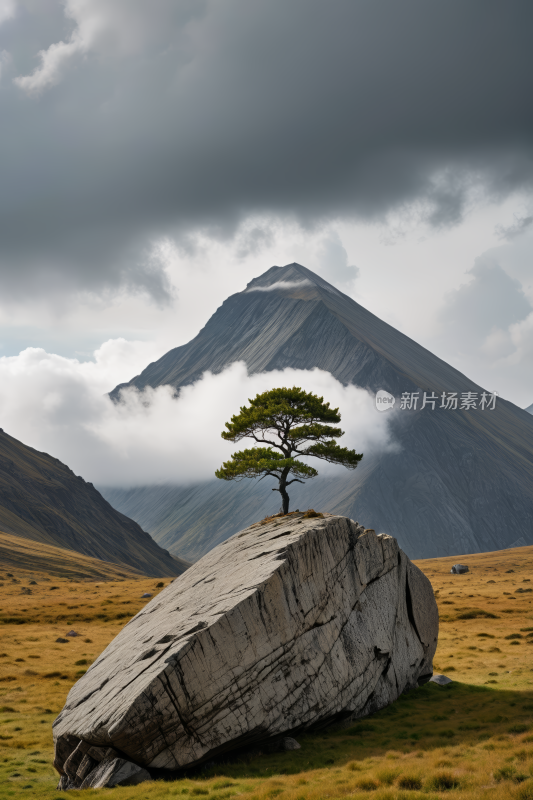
246, 280, 312, 293
0, 343, 396, 487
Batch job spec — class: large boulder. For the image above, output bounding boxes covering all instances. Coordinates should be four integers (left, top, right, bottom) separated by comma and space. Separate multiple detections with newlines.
53, 513, 438, 786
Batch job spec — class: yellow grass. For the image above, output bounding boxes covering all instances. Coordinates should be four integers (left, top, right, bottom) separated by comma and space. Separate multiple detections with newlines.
0, 542, 532, 800
0, 530, 143, 581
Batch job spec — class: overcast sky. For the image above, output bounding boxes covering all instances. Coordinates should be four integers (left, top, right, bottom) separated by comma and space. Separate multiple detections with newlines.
0, 0, 532, 477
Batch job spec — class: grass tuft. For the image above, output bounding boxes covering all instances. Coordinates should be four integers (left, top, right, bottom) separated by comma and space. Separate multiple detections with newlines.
356, 777, 380, 790
397, 774, 422, 790
426, 771, 460, 790
375, 768, 400, 785
516, 781, 533, 800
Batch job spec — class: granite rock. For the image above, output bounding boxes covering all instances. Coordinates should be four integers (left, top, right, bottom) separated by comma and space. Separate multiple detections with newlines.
282, 737, 302, 751
80, 758, 151, 789
429, 674, 452, 686
53, 513, 438, 785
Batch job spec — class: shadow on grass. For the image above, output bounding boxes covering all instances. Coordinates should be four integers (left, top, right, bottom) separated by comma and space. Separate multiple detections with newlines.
195, 681, 533, 781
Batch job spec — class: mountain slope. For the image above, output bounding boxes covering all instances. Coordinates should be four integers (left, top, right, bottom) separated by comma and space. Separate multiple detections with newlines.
0, 428, 188, 577
527, 402, 533, 414
105, 263, 533, 561
111, 263, 476, 399
0, 528, 145, 581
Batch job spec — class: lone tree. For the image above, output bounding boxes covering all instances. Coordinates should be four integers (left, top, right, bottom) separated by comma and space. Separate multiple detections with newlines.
215, 386, 363, 514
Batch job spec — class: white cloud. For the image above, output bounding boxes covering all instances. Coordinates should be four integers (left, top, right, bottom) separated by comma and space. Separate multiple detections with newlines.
317, 231, 359, 291
13, 0, 101, 94
0, 49, 11, 82
0, 0, 15, 26
14, 36, 85, 94
424, 248, 533, 405
0, 344, 396, 487
14, 0, 202, 94
246, 280, 312, 293
498, 312, 533, 370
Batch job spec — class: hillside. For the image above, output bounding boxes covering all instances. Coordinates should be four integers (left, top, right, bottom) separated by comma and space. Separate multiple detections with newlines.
0, 428, 188, 577
0, 529, 144, 581
105, 263, 533, 562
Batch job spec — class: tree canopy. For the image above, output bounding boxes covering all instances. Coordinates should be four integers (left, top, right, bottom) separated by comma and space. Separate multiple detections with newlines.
215, 386, 363, 514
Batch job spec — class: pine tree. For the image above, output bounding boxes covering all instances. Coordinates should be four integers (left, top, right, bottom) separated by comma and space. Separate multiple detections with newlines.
215, 386, 363, 514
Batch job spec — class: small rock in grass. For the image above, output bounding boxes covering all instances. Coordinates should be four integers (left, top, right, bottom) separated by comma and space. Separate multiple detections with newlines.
450, 564, 469, 574
66, 630, 80, 637
141, 593, 152, 598
429, 674, 452, 686
56, 638, 69, 644
263, 736, 301, 753
282, 737, 301, 750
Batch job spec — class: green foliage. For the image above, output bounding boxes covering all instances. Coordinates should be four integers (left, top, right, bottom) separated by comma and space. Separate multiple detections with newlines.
216, 447, 318, 482
215, 386, 363, 513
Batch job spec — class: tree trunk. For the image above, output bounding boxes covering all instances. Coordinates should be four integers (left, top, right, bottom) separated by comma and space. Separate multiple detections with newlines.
278, 468, 290, 514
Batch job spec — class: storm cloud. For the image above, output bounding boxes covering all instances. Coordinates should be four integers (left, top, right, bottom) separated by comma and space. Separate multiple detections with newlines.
0, 0, 533, 301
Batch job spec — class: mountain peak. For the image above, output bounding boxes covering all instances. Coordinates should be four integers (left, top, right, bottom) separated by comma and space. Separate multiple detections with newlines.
244, 263, 344, 299
107, 261, 533, 561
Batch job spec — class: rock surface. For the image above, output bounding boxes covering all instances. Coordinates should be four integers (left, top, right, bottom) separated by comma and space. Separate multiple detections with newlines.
53, 513, 438, 786
282, 737, 302, 751
430, 674, 452, 685
55, 739, 150, 790
451, 564, 469, 574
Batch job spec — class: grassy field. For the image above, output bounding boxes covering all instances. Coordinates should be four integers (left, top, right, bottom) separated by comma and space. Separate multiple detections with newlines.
0, 541, 532, 800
